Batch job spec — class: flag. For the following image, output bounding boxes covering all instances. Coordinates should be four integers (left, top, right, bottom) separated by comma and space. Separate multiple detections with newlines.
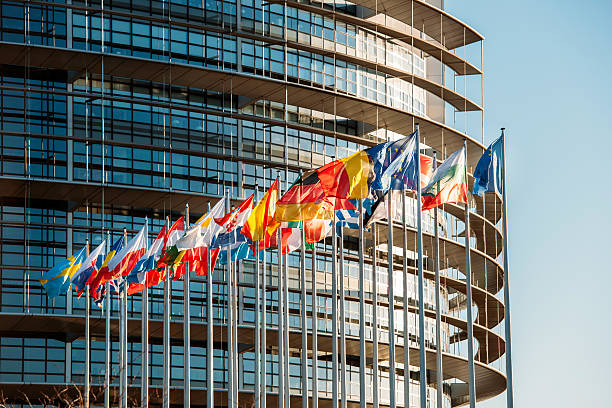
420, 155, 434, 188
242, 180, 278, 242
88, 236, 126, 300
40, 246, 87, 298
212, 194, 254, 248
305, 219, 333, 244
422, 147, 468, 211
71, 241, 106, 297
369, 131, 419, 192
218, 239, 264, 264
275, 171, 356, 222
335, 208, 360, 231
316, 150, 371, 199
472, 136, 503, 197
126, 224, 167, 295
156, 216, 187, 270
105, 223, 148, 281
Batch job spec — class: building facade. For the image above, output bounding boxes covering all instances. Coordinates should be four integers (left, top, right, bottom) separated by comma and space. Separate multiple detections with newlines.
0, 0, 508, 407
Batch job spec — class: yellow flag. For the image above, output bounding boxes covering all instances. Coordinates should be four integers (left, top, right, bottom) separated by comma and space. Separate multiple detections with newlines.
242, 180, 278, 242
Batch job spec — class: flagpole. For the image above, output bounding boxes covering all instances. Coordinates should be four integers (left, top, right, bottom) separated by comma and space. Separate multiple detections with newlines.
500, 128, 514, 408
283, 231, 290, 408
207, 201, 215, 408
104, 231, 111, 408
358, 198, 366, 408
121, 228, 128, 408
401, 189, 410, 407
85, 238, 90, 408
142, 218, 149, 408
414, 124, 427, 408
433, 152, 443, 408
262, 174, 268, 408
278, 220, 285, 408
225, 191, 234, 408
339, 226, 347, 408
254, 184, 261, 408
372, 224, 379, 408
184, 204, 191, 407
298, 171, 307, 408
163, 217, 171, 408
463, 140, 477, 408
331, 213, 339, 408
387, 190, 396, 408
312, 242, 319, 408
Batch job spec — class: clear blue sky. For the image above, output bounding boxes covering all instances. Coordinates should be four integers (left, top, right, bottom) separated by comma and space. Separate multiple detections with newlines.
445, 0, 612, 406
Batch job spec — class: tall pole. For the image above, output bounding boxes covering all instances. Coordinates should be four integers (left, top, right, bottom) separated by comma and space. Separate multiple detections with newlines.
121, 228, 128, 408
262, 176, 268, 408
387, 191, 397, 408
463, 141, 477, 408
104, 231, 111, 408
358, 198, 366, 408
184, 205, 191, 407
372, 225, 379, 408
85, 239, 90, 408
415, 124, 427, 408
401, 191, 410, 407
312, 244, 319, 408
331, 214, 339, 408
299, 174, 307, 408
500, 128, 514, 408
225, 191, 234, 408
339, 227, 347, 408
283, 235, 290, 407
142, 219, 149, 408
163, 217, 171, 408
254, 185, 261, 408
207, 201, 215, 408
278, 224, 286, 408
433, 152, 443, 408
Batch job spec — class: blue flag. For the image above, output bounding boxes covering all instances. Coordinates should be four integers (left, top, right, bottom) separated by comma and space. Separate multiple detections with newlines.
40, 246, 87, 298
472, 136, 503, 197
369, 131, 418, 193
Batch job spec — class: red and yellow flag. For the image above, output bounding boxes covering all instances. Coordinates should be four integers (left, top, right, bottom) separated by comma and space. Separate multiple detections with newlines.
316, 150, 371, 199
242, 180, 278, 242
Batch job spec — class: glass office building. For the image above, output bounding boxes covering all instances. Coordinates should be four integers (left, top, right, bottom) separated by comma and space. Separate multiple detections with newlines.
0, 0, 509, 406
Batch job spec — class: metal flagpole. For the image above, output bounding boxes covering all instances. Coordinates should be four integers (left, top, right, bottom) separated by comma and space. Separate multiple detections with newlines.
163, 216, 171, 408
121, 228, 128, 408
401, 191, 410, 408
339, 226, 347, 408
262, 175, 268, 408
278, 221, 285, 408
234, 256, 240, 407
372, 224, 379, 408
312, 243, 319, 408
387, 192, 397, 408
414, 124, 427, 408
433, 152, 443, 408
283, 234, 290, 408
104, 231, 111, 408
358, 198, 366, 408
500, 128, 514, 408
463, 140, 477, 408
225, 191, 234, 408
255, 185, 261, 408
184, 205, 191, 407
207, 201, 215, 408
299, 174, 307, 408
85, 239, 90, 408
142, 218, 149, 408
331, 214, 339, 408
